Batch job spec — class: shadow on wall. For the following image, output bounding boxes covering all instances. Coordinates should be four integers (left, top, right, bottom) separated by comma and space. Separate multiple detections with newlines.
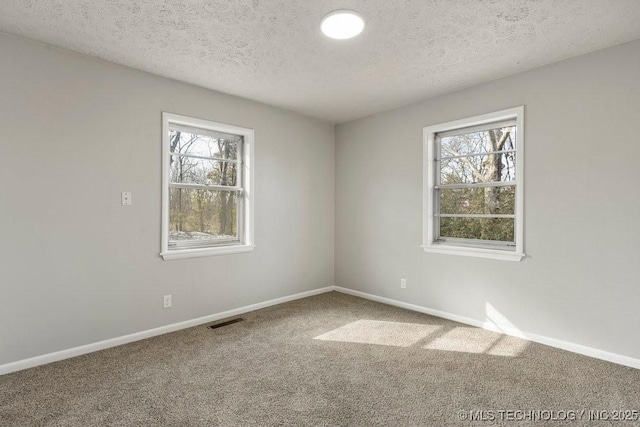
313, 304, 529, 357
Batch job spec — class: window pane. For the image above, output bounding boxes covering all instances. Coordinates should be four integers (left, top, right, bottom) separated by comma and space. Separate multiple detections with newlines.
440, 126, 516, 157
169, 129, 239, 160
439, 217, 514, 242
440, 152, 516, 185
170, 155, 238, 186
169, 188, 238, 245
440, 186, 515, 215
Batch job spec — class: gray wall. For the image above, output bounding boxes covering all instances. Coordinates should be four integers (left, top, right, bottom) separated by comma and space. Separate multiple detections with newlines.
0, 33, 335, 365
335, 39, 640, 360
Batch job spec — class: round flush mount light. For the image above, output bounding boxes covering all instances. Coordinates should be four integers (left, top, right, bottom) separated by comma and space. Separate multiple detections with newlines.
321, 10, 365, 40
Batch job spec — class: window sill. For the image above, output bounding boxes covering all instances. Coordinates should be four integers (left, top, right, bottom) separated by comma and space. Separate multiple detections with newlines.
161, 244, 255, 261
421, 244, 524, 262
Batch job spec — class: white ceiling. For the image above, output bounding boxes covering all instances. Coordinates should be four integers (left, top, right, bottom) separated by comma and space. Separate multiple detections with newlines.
1, 1, 640, 123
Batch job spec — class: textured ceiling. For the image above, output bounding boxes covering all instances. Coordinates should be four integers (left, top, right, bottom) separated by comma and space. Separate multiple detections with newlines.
1, 1, 640, 123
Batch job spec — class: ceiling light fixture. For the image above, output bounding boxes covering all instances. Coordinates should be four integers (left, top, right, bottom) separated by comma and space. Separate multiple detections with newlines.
321, 10, 365, 40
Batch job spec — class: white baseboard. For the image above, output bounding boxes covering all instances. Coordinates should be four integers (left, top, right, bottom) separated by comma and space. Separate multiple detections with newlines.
4, 285, 638, 375
0, 286, 335, 376
333, 286, 640, 370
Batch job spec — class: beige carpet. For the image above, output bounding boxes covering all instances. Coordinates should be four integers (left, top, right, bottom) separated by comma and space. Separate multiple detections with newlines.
1, 291, 638, 426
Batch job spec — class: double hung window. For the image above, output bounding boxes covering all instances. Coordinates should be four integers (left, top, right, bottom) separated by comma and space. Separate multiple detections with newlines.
423, 107, 524, 261
161, 113, 254, 260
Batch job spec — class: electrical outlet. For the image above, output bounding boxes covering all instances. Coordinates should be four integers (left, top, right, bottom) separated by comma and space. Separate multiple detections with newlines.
163, 294, 172, 309
121, 192, 132, 206
400, 278, 407, 289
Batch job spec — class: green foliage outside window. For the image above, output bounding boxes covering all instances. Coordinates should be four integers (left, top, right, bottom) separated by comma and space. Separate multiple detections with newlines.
438, 127, 516, 243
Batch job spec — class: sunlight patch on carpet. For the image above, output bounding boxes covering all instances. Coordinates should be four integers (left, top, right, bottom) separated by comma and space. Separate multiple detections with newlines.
423, 326, 528, 356
314, 320, 441, 347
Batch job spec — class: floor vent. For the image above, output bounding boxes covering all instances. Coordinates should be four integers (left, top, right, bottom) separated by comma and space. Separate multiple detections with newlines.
208, 318, 244, 329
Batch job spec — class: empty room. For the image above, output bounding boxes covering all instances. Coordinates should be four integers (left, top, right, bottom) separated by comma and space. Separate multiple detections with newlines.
1, 1, 639, 425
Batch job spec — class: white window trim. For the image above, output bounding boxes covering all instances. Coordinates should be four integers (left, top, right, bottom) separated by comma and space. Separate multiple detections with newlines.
422, 106, 525, 262
160, 112, 255, 261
